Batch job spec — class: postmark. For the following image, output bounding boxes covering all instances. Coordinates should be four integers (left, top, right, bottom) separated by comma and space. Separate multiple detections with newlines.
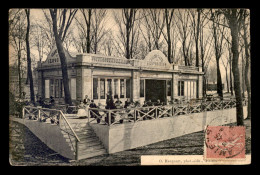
204, 125, 245, 159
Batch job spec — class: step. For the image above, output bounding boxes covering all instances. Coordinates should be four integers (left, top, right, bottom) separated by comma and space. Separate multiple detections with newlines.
78, 135, 97, 141
79, 136, 100, 142
65, 135, 101, 144
79, 147, 106, 154
78, 142, 104, 150
78, 149, 107, 160
75, 131, 95, 136
78, 140, 103, 147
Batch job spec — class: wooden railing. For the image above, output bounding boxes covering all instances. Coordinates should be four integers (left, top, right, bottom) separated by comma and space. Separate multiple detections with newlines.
88, 98, 248, 126
22, 106, 80, 160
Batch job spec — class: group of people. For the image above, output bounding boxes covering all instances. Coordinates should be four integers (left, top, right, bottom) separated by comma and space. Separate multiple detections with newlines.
35, 96, 55, 108
35, 93, 166, 124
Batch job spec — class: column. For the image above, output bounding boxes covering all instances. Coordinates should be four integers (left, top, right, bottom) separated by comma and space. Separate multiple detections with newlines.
184, 81, 188, 99
194, 81, 197, 99
187, 81, 191, 100
172, 73, 179, 101
131, 70, 140, 102
76, 67, 92, 101
38, 70, 44, 98
198, 75, 203, 98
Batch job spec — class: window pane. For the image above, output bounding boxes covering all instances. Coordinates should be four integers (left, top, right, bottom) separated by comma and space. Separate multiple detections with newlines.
140, 80, 144, 97
45, 79, 50, 98
93, 78, 98, 99
100, 79, 105, 99
71, 78, 76, 100
167, 80, 171, 96
181, 81, 184, 96
126, 79, 130, 98
60, 80, 63, 98
107, 79, 112, 97
120, 79, 124, 98
178, 81, 180, 96
55, 79, 59, 98
50, 79, 54, 97
114, 79, 118, 98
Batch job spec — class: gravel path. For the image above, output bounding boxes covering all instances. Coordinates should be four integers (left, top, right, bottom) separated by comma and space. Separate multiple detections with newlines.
9, 118, 251, 166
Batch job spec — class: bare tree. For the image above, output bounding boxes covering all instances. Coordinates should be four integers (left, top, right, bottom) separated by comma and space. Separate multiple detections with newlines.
210, 9, 226, 99
30, 23, 47, 63
9, 9, 27, 98
222, 9, 246, 126
162, 8, 175, 63
49, 9, 78, 105
113, 9, 138, 59
91, 9, 108, 54
198, 9, 213, 96
24, 9, 35, 104
189, 8, 202, 67
99, 30, 117, 56
139, 9, 165, 52
220, 47, 230, 93
240, 9, 251, 119
79, 9, 92, 53
175, 9, 193, 66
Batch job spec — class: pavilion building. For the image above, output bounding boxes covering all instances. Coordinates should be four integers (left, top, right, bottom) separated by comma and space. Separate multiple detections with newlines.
37, 47, 204, 105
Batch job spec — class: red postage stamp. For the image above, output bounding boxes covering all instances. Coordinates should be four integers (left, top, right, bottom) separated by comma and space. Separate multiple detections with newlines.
204, 126, 246, 159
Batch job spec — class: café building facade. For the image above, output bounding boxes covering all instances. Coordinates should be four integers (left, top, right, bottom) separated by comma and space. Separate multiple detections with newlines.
37, 47, 204, 105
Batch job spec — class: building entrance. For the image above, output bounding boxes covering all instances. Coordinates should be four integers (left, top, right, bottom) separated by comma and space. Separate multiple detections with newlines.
145, 79, 166, 103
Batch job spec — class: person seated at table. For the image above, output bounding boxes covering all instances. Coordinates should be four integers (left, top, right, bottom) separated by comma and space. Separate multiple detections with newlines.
124, 98, 131, 108
49, 96, 55, 109
115, 97, 123, 109
155, 99, 162, 106
105, 96, 116, 124
154, 99, 163, 117
147, 99, 153, 106
89, 100, 101, 122
167, 99, 173, 105
83, 95, 91, 105
77, 101, 87, 118
140, 101, 149, 120
38, 97, 45, 107
134, 101, 141, 107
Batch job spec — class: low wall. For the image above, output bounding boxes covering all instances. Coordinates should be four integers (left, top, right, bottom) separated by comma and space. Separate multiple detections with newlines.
90, 124, 109, 150
11, 118, 75, 159
90, 107, 247, 154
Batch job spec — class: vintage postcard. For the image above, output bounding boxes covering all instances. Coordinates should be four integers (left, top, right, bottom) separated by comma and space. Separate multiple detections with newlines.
9, 8, 251, 166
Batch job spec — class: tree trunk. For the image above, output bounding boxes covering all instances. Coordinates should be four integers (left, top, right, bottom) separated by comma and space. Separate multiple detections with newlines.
229, 13, 244, 126
195, 9, 201, 67
229, 56, 233, 96
225, 67, 229, 93
242, 13, 251, 119
167, 25, 172, 63
241, 56, 245, 98
216, 58, 223, 99
86, 10, 91, 53
18, 49, 22, 99
50, 10, 72, 106
126, 26, 130, 59
25, 9, 35, 104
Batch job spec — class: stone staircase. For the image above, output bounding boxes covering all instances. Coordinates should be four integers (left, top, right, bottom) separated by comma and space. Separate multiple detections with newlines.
61, 119, 107, 160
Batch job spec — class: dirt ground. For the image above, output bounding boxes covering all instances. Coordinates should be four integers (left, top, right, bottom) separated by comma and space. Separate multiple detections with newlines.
9, 118, 251, 166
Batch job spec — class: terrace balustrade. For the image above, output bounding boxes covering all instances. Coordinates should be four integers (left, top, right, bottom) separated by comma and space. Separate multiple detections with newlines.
22, 97, 248, 128
22, 106, 80, 160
